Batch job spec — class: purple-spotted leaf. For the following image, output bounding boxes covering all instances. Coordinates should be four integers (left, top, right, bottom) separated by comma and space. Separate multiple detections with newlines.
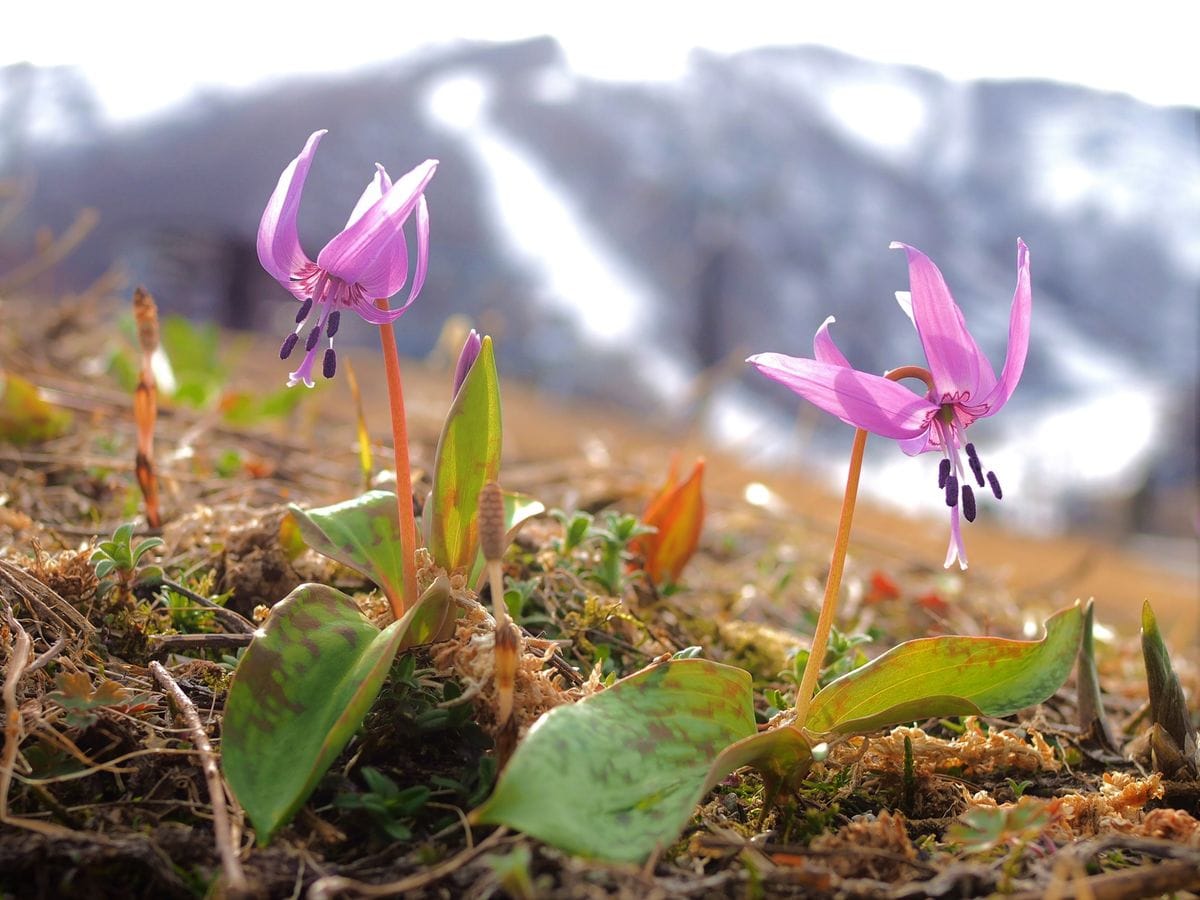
806, 602, 1083, 734
222, 577, 449, 844
288, 491, 407, 611
473, 658, 756, 862
468, 490, 544, 586
425, 335, 501, 573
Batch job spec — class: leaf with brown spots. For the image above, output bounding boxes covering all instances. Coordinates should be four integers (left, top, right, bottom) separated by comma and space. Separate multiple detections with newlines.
288, 491, 409, 612
805, 602, 1083, 734
473, 657, 757, 862
222, 577, 450, 844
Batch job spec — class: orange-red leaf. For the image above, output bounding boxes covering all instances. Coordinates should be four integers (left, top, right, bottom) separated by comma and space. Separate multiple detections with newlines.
633, 457, 705, 586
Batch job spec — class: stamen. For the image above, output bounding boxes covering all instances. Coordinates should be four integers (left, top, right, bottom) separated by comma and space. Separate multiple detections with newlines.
987, 471, 1002, 500
323, 348, 337, 379
305, 326, 321, 352
295, 298, 313, 323
962, 485, 977, 522
965, 443, 985, 486
945, 474, 958, 507
279, 332, 299, 360
326, 311, 341, 338
938, 459, 951, 489
968, 458, 985, 487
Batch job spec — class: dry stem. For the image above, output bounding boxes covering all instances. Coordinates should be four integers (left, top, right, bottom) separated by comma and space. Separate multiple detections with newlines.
149, 661, 248, 895
1, 610, 32, 822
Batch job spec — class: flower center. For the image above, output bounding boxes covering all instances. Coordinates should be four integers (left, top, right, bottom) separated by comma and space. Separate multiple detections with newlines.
278, 270, 355, 386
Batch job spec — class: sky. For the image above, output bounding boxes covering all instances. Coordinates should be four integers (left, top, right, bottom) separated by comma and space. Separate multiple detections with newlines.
4, 1, 1197, 122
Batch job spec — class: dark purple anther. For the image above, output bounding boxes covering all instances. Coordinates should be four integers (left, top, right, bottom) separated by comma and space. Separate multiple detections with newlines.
295, 298, 313, 323
968, 457, 985, 487
279, 332, 299, 360
965, 442, 986, 486
326, 311, 341, 338
945, 474, 959, 507
987, 471, 1003, 499
323, 348, 337, 379
305, 325, 321, 351
962, 485, 977, 522
938, 459, 951, 489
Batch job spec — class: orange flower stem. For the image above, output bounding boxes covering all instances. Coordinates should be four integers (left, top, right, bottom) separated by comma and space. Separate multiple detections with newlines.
794, 365, 934, 727
376, 299, 420, 619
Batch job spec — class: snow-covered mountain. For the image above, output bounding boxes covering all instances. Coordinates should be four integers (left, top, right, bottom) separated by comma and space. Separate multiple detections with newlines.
2, 38, 1196, 538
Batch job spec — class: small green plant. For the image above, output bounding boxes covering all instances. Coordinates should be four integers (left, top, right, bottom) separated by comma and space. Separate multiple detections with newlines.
1006, 778, 1033, 799
333, 767, 430, 841
785, 625, 875, 688
90, 522, 163, 601
550, 508, 655, 595
158, 572, 232, 633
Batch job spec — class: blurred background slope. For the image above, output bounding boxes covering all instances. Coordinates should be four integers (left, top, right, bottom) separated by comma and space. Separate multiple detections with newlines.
1, 6, 1196, 564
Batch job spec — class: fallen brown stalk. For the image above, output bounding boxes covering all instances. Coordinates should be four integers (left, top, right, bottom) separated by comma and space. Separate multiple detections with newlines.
149, 660, 248, 895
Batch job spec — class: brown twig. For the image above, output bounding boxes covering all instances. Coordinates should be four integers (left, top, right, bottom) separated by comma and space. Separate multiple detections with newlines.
307, 826, 507, 899
1, 608, 32, 822
1011, 860, 1200, 900
148, 633, 255, 658
149, 661, 248, 895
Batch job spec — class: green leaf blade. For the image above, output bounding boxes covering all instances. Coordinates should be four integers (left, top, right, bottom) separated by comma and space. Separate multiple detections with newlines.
288, 491, 407, 607
221, 582, 435, 843
806, 603, 1083, 734
474, 658, 756, 862
427, 336, 502, 573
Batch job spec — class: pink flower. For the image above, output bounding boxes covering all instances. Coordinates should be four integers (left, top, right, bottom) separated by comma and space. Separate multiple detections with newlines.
748, 240, 1031, 568
258, 130, 438, 387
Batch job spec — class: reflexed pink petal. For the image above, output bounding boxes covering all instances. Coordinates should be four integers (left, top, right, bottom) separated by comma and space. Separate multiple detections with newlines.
257, 130, 325, 290
891, 242, 996, 403
813, 316, 851, 367
344, 164, 392, 230
898, 432, 932, 456
317, 159, 438, 294
747, 353, 936, 439
350, 295, 410, 325
979, 238, 1031, 415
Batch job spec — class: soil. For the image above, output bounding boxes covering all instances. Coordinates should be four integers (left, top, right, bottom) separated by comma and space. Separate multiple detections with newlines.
1, 291, 1198, 899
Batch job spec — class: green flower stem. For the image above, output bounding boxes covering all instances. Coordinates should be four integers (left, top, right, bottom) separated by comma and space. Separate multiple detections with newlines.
794, 365, 934, 726
376, 299, 420, 618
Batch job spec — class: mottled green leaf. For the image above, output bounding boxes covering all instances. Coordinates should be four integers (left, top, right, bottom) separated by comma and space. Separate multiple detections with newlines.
468, 490, 544, 586
0, 371, 71, 444
806, 602, 1083, 734
706, 722, 814, 806
426, 336, 502, 573
288, 491, 407, 611
222, 577, 449, 844
473, 658, 756, 862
